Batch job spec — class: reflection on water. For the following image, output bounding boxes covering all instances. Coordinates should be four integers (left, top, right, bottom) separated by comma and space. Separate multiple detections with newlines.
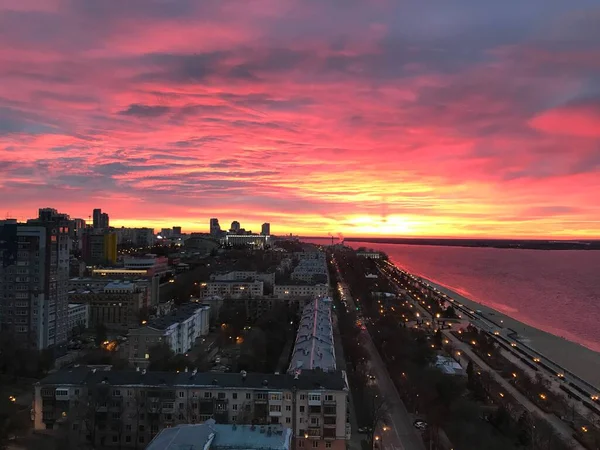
306, 238, 600, 352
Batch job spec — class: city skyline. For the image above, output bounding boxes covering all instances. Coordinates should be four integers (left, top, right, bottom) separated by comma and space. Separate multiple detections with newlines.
1, 1, 600, 238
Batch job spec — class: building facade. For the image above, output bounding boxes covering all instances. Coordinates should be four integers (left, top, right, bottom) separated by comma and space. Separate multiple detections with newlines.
33, 368, 350, 450
67, 303, 89, 336
0, 217, 70, 349
204, 281, 264, 299
127, 303, 210, 367
273, 284, 329, 299
68, 281, 144, 330
261, 223, 271, 236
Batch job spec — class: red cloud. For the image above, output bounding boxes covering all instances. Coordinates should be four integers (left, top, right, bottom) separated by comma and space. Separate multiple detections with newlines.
530, 100, 600, 138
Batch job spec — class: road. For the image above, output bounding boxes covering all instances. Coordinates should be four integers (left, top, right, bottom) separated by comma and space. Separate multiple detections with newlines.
361, 326, 426, 450
332, 257, 424, 450
446, 332, 584, 450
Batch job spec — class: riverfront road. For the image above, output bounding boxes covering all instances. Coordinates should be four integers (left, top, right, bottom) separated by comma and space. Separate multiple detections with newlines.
446, 331, 584, 450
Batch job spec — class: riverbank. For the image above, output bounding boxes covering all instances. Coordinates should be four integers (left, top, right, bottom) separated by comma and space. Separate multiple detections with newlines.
425, 279, 600, 390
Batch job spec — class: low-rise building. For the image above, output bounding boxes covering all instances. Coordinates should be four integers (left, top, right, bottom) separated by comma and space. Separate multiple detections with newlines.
127, 303, 210, 367
224, 234, 270, 248
68, 281, 145, 331
210, 271, 276, 287
273, 283, 329, 299
67, 303, 89, 336
356, 251, 380, 259
204, 280, 264, 298
33, 368, 350, 450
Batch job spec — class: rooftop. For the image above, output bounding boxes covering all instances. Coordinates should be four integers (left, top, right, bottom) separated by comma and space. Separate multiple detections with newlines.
146, 303, 209, 331
288, 297, 336, 373
146, 420, 292, 450
37, 367, 348, 391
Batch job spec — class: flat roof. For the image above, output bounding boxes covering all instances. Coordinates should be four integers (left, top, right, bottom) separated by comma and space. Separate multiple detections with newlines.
146, 420, 291, 450
146, 303, 209, 331
37, 367, 347, 391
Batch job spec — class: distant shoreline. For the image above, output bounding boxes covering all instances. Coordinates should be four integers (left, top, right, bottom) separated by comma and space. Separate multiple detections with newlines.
334, 237, 600, 250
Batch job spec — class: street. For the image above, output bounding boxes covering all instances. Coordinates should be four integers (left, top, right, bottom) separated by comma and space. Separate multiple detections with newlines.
361, 326, 426, 450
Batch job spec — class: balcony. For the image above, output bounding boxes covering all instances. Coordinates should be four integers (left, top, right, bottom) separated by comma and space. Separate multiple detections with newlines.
307, 427, 321, 439
323, 406, 336, 416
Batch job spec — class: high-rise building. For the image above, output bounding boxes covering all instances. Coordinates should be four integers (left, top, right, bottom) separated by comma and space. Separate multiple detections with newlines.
82, 229, 117, 265
261, 222, 271, 236
100, 212, 109, 229
172, 226, 182, 236
92, 208, 102, 228
230, 221, 240, 232
0, 214, 71, 349
210, 218, 221, 237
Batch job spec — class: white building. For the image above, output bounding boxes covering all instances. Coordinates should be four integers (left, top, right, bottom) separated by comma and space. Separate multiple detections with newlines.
67, 303, 89, 335
127, 303, 210, 367
273, 284, 329, 299
210, 271, 276, 287
289, 298, 336, 373
204, 280, 264, 298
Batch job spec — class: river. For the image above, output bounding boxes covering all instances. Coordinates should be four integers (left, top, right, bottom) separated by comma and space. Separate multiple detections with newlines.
305, 238, 600, 353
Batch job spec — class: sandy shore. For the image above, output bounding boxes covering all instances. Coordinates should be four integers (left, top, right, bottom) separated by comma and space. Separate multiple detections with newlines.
423, 280, 600, 390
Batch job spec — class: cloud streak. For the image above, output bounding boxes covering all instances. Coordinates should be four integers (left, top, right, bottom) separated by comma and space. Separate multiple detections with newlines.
0, 0, 599, 237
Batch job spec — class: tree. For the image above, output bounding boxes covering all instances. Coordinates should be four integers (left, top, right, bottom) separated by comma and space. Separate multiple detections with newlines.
95, 323, 107, 347
433, 329, 443, 348
363, 388, 388, 449
466, 360, 474, 387
148, 343, 175, 371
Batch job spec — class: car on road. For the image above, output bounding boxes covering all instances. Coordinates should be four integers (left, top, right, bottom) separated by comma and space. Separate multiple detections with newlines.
413, 419, 428, 431
357, 427, 373, 434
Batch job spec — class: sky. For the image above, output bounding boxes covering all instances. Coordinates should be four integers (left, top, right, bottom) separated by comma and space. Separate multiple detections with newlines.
1, 0, 600, 238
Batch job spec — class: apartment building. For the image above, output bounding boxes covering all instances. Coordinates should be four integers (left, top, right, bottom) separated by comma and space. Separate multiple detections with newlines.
204, 280, 264, 298
127, 303, 210, 367
67, 303, 89, 336
273, 284, 329, 299
288, 298, 335, 373
0, 214, 70, 349
210, 271, 276, 287
33, 368, 350, 450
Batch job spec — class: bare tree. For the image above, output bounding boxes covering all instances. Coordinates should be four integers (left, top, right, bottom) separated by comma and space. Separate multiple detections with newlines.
364, 388, 388, 449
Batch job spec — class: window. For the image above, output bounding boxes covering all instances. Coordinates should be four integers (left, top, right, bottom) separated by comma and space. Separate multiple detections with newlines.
179, 414, 184, 420
74, 389, 80, 396
126, 425, 132, 431
300, 394, 306, 400
300, 418, 304, 423
138, 436, 144, 444
232, 416, 237, 422
246, 393, 251, 400
126, 436, 131, 443
325, 443, 332, 448
298, 440, 304, 448
112, 389, 121, 397
139, 425, 145, 432
309, 394, 321, 402
165, 414, 172, 420
269, 405, 281, 412
286, 417, 291, 424
286, 405, 291, 411
269, 392, 282, 401
310, 417, 320, 426
324, 394, 334, 402
300, 406, 305, 412
204, 392, 212, 398
218, 392, 226, 399
232, 393, 237, 399
312, 442, 318, 448
285, 392, 292, 401
232, 404, 238, 411
178, 391, 184, 398
271, 416, 280, 424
